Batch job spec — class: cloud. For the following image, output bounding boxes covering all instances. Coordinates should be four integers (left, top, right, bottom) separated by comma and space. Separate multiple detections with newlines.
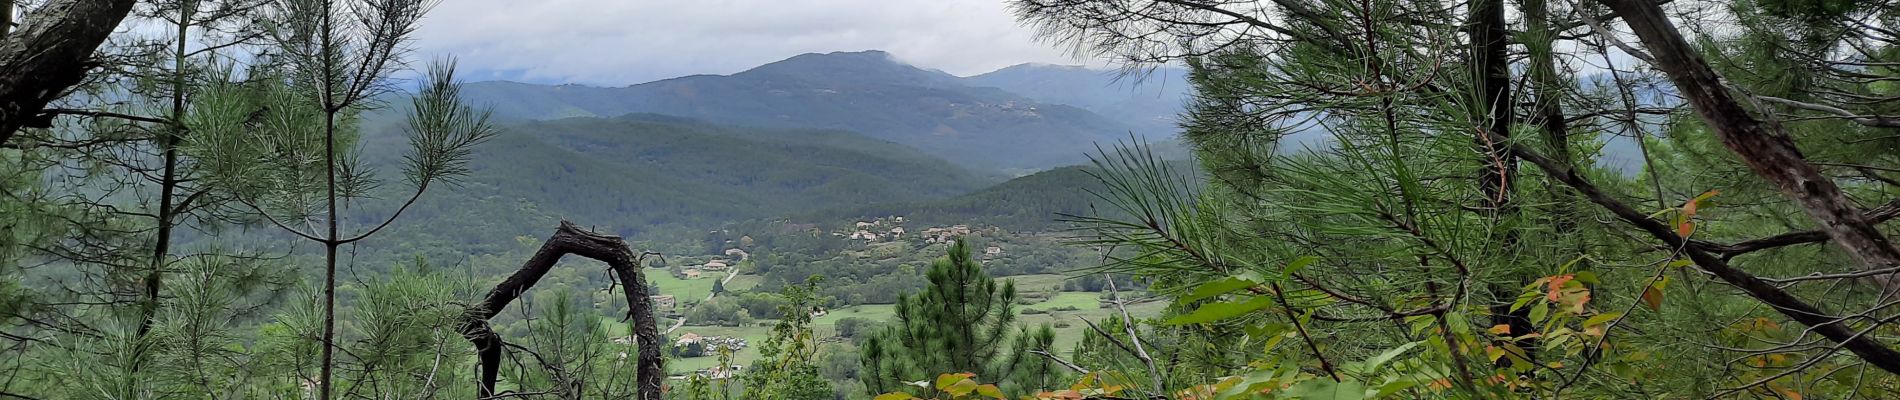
411, 0, 1093, 85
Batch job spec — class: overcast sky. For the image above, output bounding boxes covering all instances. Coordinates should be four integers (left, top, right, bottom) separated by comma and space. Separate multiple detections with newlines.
411, 0, 1096, 86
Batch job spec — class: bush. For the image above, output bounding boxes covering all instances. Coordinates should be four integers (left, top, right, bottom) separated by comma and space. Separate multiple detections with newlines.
834, 317, 876, 339
686, 297, 750, 327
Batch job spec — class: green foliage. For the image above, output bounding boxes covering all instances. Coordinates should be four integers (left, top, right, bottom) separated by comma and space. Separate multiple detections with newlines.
687, 297, 752, 327
349, 114, 993, 260
1012, 0, 1900, 398
743, 277, 835, 399
834, 317, 879, 340
860, 239, 1060, 395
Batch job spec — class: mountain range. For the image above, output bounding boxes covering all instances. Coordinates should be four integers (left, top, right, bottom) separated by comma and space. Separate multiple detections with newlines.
338, 50, 1197, 259
351, 113, 1003, 253
455, 50, 1188, 172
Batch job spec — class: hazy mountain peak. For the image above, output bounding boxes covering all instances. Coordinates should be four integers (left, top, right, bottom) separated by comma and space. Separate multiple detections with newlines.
738, 49, 959, 86
449, 49, 1186, 171
983, 62, 1094, 74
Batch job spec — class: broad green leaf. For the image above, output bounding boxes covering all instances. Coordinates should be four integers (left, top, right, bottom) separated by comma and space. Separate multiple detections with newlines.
975, 384, 1005, 399
1282, 379, 1369, 400
1510, 290, 1540, 312
1361, 341, 1422, 372
946, 378, 979, 396
1584, 312, 1623, 327
873, 393, 915, 400
1284, 255, 1319, 275
1179, 276, 1258, 304
1574, 270, 1600, 285
936, 373, 973, 391
1374, 378, 1418, 398
1165, 296, 1276, 325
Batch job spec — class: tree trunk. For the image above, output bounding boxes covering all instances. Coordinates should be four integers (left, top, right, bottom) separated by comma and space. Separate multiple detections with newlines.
136, 0, 195, 343
460, 221, 665, 400
0, 0, 137, 145
1468, 0, 1536, 367
1524, 0, 1577, 231
1470, 0, 1516, 215
1596, 0, 1900, 292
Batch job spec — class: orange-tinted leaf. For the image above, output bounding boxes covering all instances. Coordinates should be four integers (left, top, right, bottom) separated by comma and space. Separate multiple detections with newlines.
1489, 324, 1513, 335
1546, 274, 1575, 301
1641, 284, 1664, 311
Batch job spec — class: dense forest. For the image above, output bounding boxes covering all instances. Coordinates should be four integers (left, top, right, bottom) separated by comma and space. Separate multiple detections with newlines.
3, 0, 1900, 399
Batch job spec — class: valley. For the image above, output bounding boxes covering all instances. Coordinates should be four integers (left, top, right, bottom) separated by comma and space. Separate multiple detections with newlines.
7, 1, 1887, 398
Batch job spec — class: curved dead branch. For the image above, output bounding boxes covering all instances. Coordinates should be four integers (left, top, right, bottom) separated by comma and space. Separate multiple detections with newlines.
458, 221, 664, 400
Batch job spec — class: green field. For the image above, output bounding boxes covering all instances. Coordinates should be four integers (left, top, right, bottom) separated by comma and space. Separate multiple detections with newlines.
646, 269, 732, 304
725, 274, 762, 291
612, 272, 1161, 375
1004, 273, 1071, 295
1021, 292, 1102, 312
1023, 297, 1168, 351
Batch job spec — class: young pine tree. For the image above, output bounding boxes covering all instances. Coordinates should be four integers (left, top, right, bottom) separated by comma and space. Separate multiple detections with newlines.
860, 238, 1058, 395
196, 0, 496, 391
743, 276, 833, 400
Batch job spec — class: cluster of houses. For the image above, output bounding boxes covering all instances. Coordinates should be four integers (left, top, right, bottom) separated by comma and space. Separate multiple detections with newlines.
679, 257, 735, 280
836, 216, 992, 245
674, 333, 748, 353
919, 225, 973, 243
841, 216, 906, 241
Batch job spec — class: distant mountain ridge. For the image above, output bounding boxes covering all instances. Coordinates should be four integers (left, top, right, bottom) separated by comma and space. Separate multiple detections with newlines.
456, 50, 1193, 172
965, 63, 1190, 136
349, 114, 997, 256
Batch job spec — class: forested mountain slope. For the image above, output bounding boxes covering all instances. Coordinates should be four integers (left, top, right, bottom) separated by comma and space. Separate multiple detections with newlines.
348, 114, 995, 256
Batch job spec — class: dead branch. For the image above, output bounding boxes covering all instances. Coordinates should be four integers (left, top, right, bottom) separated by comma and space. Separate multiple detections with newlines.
458, 221, 663, 400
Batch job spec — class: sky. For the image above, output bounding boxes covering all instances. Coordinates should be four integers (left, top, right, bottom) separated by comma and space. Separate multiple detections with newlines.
412, 0, 1097, 86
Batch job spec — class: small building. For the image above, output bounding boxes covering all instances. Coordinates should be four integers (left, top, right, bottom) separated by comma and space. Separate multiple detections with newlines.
855, 221, 876, 229
985, 246, 1003, 256
724, 248, 749, 260
675, 333, 703, 347
650, 295, 677, 310
702, 260, 729, 271
849, 230, 879, 241
682, 269, 703, 279
889, 226, 905, 238
703, 365, 744, 379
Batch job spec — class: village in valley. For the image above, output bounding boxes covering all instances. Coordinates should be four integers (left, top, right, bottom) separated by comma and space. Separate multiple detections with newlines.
604, 215, 1152, 380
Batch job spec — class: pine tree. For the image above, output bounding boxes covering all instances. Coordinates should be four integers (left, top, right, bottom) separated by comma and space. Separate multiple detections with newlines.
743, 277, 832, 400
192, 0, 495, 395
860, 238, 1057, 395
